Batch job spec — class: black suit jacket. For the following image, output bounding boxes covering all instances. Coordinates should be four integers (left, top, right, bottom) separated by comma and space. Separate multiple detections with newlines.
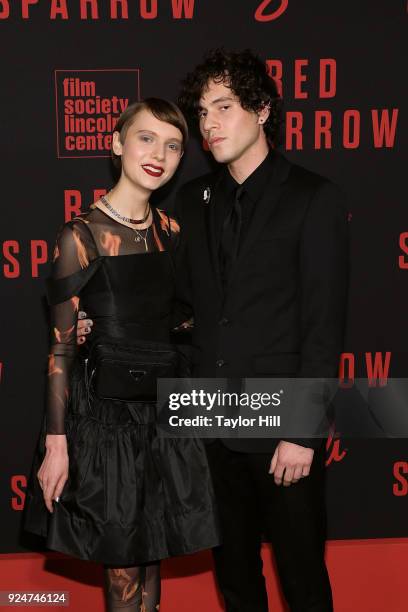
174, 152, 349, 453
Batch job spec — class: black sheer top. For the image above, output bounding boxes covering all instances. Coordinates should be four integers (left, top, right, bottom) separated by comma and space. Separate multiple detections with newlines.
46, 204, 180, 435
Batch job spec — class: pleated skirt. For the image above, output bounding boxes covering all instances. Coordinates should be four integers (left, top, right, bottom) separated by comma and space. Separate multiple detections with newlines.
24, 362, 221, 565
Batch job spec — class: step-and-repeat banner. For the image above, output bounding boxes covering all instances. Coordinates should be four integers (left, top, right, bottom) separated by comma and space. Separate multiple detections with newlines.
0, 1, 406, 553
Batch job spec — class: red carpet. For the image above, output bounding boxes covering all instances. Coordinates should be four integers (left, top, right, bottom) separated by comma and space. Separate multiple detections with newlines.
0, 539, 406, 611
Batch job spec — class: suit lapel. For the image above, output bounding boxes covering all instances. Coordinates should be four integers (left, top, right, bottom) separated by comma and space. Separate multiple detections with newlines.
204, 172, 224, 296
203, 154, 292, 295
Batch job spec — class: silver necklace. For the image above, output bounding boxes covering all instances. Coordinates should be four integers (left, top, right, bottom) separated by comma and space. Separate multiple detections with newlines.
100, 194, 150, 225
133, 226, 150, 251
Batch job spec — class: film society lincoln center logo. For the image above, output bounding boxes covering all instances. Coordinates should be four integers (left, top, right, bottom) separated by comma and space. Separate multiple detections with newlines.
55, 69, 140, 158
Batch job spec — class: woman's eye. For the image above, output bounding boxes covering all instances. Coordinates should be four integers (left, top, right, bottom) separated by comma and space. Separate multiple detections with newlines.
221, 105, 230, 111
168, 143, 181, 152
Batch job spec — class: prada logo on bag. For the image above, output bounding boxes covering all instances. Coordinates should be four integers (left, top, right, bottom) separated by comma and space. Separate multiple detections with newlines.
129, 369, 147, 382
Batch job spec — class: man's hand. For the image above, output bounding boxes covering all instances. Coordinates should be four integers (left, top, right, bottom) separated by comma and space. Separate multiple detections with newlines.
269, 440, 314, 486
77, 310, 93, 345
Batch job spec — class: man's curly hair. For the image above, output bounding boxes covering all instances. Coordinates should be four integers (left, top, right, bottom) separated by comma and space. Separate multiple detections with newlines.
178, 48, 282, 146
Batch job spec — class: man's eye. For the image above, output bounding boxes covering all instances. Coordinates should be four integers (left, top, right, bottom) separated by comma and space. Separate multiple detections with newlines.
140, 135, 153, 142
198, 111, 207, 118
221, 105, 230, 111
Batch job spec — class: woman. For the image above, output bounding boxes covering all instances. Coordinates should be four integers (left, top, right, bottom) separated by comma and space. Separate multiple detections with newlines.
24, 99, 220, 611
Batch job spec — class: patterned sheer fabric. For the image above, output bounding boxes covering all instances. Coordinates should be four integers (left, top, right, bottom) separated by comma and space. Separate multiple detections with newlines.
46, 205, 179, 435
104, 563, 160, 612
24, 201, 220, 570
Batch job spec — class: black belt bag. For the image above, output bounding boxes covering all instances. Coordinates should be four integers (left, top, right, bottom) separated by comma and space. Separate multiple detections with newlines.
86, 341, 181, 402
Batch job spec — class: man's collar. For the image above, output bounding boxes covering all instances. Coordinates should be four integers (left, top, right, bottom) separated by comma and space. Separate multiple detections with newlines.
241, 149, 276, 202
220, 149, 278, 202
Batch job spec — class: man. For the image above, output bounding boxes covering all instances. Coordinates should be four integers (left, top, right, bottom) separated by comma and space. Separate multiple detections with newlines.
79, 49, 348, 611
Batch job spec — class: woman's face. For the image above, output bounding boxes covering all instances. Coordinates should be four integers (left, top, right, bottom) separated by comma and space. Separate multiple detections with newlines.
113, 108, 184, 192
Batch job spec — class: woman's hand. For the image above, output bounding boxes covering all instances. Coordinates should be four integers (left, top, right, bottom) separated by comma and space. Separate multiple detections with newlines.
37, 435, 69, 513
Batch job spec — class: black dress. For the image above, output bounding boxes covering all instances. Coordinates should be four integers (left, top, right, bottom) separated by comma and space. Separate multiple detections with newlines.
24, 205, 220, 566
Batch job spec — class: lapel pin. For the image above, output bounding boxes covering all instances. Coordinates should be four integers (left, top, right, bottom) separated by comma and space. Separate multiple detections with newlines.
203, 186, 211, 204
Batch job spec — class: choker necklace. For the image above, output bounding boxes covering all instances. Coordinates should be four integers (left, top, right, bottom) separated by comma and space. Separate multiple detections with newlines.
100, 194, 150, 226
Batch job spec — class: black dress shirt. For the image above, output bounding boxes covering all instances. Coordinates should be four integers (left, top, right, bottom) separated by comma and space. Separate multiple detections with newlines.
219, 149, 277, 251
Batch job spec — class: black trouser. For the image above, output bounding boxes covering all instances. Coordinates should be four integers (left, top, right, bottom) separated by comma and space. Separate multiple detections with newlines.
205, 441, 333, 612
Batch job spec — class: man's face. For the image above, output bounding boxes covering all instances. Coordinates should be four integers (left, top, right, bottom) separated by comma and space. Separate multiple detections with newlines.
198, 79, 265, 165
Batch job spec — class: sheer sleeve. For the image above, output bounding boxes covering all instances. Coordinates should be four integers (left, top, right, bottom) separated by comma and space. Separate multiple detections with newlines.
45, 221, 96, 434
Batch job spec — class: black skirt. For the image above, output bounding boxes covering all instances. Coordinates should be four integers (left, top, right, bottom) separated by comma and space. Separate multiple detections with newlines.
24, 362, 221, 566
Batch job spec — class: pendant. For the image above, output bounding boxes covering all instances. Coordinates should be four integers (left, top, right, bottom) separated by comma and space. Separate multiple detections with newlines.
135, 235, 141, 242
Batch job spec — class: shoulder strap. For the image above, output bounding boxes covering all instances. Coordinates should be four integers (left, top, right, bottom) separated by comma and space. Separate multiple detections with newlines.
46, 257, 103, 305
